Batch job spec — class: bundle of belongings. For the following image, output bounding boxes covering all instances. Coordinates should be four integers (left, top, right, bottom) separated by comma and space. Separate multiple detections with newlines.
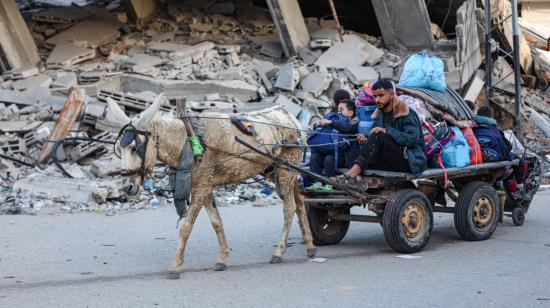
395, 51, 541, 210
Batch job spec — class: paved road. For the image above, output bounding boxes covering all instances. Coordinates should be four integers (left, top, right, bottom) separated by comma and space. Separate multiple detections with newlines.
1, 192, 549, 307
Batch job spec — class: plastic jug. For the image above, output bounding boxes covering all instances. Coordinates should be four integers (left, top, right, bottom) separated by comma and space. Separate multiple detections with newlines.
357, 105, 377, 135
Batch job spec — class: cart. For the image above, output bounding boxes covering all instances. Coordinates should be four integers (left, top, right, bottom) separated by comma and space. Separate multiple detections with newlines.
235, 136, 524, 254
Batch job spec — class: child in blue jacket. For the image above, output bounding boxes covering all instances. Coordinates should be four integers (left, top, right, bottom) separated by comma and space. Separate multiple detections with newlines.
309, 100, 359, 187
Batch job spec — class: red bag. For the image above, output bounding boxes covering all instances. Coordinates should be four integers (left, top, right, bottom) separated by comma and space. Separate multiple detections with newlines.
461, 127, 483, 165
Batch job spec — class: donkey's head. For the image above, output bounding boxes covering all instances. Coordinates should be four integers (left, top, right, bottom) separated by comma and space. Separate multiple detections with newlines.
110, 95, 164, 195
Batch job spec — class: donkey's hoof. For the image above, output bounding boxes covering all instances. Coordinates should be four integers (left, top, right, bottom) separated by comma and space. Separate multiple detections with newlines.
270, 255, 283, 264
307, 248, 317, 258
214, 263, 227, 271
168, 271, 181, 280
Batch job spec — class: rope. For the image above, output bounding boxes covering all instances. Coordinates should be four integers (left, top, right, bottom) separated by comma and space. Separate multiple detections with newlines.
179, 115, 360, 137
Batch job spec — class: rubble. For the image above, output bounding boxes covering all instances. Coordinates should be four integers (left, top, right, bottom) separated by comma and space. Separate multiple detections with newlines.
1, 0, 550, 215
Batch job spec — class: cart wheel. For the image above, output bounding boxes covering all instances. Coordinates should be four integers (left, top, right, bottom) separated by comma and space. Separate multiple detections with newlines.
306, 204, 350, 246
512, 207, 525, 226
454, 182, 500, 241
382, 189, 433, 253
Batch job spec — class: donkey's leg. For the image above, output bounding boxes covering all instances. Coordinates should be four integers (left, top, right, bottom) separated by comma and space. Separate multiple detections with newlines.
293, 184, 316, 258
168, 188, 211, 279
204, 201, 230, 271
271, 169, 298, 263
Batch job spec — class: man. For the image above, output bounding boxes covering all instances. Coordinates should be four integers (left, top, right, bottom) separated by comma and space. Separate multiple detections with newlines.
341, 79, 427, 182
332, 89, 351, 112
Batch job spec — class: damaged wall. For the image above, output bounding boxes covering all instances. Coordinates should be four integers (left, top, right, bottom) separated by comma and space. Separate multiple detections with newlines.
0, 0, 40, 73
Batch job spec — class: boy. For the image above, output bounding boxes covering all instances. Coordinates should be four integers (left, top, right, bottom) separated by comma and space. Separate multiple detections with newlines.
309, 99, 359, 187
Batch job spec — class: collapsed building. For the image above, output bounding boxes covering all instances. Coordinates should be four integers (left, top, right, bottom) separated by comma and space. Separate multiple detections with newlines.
1, 0, 550, 214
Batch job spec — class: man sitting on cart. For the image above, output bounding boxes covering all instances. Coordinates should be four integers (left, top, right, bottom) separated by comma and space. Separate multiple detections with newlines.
339, 79, 427, 184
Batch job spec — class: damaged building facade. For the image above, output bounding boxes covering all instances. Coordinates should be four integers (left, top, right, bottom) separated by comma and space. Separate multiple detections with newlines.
1, 0, 550, 214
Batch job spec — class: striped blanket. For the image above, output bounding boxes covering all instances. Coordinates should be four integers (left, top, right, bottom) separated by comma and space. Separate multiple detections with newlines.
397, 86, 477, 128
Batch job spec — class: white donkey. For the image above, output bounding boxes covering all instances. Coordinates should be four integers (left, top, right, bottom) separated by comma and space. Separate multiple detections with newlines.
110, 95, 316, 279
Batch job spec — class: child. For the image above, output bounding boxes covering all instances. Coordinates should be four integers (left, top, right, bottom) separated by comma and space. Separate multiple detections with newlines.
309, 100, 359, 188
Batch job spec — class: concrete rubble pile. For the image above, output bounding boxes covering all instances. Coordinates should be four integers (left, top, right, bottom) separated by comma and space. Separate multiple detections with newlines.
2, 0, 550, 215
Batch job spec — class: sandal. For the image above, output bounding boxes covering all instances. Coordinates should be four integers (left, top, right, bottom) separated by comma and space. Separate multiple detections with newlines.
335, 174, 368, 191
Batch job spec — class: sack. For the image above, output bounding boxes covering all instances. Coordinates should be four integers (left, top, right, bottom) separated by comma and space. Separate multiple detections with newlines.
461, 127, 483, 165
504, 130, 525, 157
307, 112, 350, 155
422, 119, 454, 159
355, 84, 376, 108
505, 155, 542, 210
441, 127, 470, 168
399, 50, 447, 92
399, 95, 432, 121
473, 126, 512, 162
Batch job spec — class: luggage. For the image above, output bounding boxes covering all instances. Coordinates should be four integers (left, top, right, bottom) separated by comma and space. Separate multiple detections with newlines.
399, 50, 447, 92
461, 127, 483, 165
473, 126, 512, 162
399, 95, 432, 121
307, 112, 350, 155
422, 119, 454, 159
441, 127, 470, 168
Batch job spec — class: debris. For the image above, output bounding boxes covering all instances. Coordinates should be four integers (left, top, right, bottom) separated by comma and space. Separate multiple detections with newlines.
0, 0, 40, 72
315, 34, 383, 69
260, 41, 284, 59
344, 66, 379, 86
12, 75, 52, 91
529, 108, 550, 138
300, 72, 330, 97
37, 88, 85, 164
463, 70, 485, 103
308, 257, 327, 263
275, 63, 298, 91
46, 20, 121, 47
46, 42, 96, 69
371, 0, 433, 50
266, 0, 310, 56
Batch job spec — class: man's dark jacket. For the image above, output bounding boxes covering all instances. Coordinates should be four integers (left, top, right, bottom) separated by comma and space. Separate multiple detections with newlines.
370, 98, 427, 176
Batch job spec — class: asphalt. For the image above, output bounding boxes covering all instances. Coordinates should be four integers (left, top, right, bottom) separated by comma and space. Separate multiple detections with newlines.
1, 192, 549, 308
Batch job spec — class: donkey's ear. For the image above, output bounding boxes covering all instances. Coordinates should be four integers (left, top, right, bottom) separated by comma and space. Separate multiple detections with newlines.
134, 94, 163, 129
105, 97, 130, 125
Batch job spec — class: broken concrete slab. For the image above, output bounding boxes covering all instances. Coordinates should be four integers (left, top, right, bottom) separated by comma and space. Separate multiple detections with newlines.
464, 70, 485, 103
51, 72, 78, 89
310, 39, 332, 50
3, 66, 39, 80
0, 0, 40, 72
46, 20, 121, 47
261, 41, 284, 58
315, 34, 383, 69
46, 42, 96, 69
66, 131, 110, 162
0, 135, 26, 154
371, 0, 434, 50
12, 75, 52, 91
31, 6, 92, 24
147, 42, 189, 54
13, 174, 111, 204
266, 0, 310, 57
298, 48, 320, 65
275, 95, 302, 117
169, 41, 216, 60
344, 66, 379, 86
274, 63, 298, 91
530, 108, 550, 138
0, 120, 43, 133
90, 155, 121, 178
299, 72, 330, 97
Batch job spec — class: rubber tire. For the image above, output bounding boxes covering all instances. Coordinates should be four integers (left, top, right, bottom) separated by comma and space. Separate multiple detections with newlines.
454, 181, 500, 241
512, 207, 525, 226
382, 189, 433, 253
306, 204, 350, 246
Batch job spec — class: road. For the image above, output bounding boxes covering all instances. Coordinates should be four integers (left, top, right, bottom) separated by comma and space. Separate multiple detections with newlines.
1, 192, 550, 307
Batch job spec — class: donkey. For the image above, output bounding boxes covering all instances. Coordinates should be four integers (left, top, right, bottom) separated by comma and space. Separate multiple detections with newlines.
110, 95, 316, 279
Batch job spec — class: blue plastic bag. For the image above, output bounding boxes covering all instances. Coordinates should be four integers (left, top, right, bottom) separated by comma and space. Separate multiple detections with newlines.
399, 50, 447, 92
442, 127, 470, 168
